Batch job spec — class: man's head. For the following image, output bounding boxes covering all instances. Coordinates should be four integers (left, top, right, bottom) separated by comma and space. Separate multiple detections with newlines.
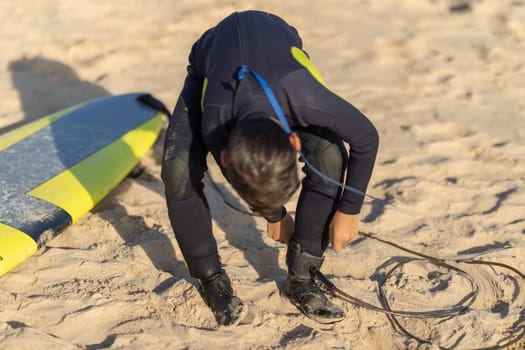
221, 114, 300, 217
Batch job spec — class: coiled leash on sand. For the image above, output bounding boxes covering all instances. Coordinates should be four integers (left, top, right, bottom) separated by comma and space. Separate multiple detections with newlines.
222, 65, 525, 348
209, 168, 525, 349
311, 232, 525, 350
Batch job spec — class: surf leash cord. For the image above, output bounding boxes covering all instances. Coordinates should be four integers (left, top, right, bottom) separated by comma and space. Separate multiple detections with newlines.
232, 66, 524, 348
206, 172, 524, 349
312, 231, 525, 350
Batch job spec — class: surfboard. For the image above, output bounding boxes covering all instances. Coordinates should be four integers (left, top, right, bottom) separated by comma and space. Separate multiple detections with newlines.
0, 93, 167, 277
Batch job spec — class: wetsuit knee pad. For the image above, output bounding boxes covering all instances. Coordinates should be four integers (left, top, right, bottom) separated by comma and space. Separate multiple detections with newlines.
317, 140, 348, 177
302, 140, 348, 195
161, 154, 191, 201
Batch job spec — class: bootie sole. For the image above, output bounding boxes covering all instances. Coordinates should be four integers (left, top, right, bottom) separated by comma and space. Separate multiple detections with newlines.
283, 292, 346, 324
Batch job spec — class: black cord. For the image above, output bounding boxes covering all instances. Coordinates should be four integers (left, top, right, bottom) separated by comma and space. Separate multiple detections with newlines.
206, 172, 525, 349
312, 233, 525, 350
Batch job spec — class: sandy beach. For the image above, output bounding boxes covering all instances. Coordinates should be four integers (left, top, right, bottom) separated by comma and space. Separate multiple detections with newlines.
1, 0, 524, 349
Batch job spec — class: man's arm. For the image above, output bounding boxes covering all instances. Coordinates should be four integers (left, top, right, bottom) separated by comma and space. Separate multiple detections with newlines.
284, 69, 379, 214
161, 72, 222, 280
283, 69, 379, 252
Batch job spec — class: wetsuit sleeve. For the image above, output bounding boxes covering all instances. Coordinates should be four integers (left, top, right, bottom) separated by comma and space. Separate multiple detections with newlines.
284, 70, 379, 214
331, 98, 379, 214
161, 72, 222, 280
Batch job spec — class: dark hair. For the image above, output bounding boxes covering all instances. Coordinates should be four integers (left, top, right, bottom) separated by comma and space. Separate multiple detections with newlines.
225, 115, 299, 217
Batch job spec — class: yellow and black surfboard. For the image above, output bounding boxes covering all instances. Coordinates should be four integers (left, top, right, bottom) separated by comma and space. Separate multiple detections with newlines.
0, 93, 165, 276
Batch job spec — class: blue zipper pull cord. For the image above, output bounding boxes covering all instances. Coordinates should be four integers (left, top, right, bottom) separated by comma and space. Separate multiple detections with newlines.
237, 65, 292, 135
236, 65, 390, 205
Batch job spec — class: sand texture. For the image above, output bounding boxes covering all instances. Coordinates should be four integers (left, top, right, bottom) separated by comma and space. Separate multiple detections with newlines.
1, 1, 524, 349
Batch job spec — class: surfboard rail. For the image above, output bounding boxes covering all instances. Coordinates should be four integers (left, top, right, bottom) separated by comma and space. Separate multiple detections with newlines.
0, 93, 166, 277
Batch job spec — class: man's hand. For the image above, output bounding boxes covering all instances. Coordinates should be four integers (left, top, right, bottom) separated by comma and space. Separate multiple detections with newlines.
267, 213, 295, 244
329, 210, 359, 253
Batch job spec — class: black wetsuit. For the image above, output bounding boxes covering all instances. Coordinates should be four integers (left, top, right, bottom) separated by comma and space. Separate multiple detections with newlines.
161, 11, 379, 280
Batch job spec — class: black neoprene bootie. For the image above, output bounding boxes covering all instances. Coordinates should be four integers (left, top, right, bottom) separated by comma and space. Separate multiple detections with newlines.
199, 270, 245, 326
284, 242, 345, 324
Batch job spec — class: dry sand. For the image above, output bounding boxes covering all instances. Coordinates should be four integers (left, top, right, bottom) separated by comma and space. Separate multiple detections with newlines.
1, 0, 524, 349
